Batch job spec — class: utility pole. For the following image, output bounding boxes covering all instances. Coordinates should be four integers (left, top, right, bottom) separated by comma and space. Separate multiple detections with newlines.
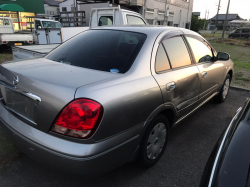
215, 0, 221, 29
143, 0, 147, 19
163, 0, 168, 25
222, 0, 231, 38
207, 10, 209, 20
186, 0, 191, 29
203, 10, 207, 30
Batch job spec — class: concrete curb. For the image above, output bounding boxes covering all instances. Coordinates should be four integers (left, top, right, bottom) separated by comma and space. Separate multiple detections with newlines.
230, 85, 250, 92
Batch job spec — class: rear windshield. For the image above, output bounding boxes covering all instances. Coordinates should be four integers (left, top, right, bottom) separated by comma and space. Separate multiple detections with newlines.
46, 30, 147, 73
42, 21, 62, 28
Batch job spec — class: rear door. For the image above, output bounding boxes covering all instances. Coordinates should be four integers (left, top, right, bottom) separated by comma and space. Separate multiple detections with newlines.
242, 28, 250, 38
185, 36, 225, 101
152, 34, 201, 118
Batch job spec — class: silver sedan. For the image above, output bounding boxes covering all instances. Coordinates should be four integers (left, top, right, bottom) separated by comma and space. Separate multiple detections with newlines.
0, 26, 233, 174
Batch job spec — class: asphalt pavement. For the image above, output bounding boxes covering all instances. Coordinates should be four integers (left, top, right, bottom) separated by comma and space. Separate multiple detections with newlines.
0, 89, 249, 187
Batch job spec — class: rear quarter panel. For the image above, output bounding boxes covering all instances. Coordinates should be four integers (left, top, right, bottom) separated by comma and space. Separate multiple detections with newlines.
75, 74, 163, 141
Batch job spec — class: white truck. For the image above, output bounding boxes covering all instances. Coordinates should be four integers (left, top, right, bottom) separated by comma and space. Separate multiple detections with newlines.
12, 5, 147, 60
32, 18, 62, 45
0, 17, 33, 52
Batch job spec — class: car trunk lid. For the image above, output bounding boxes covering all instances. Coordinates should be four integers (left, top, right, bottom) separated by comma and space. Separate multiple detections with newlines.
0, 58, 119, 132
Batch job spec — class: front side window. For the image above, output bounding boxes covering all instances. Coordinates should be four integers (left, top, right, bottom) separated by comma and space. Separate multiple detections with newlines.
99, 16, 113, 26
46, 30, 147, 73
235, 29, 242, 33
155, 44, 171, 72
35, 20, 42, 29
186, 37, 213, 63
162, 36, 192, 68
127, 15, 145, 25
3, 19, 10, 25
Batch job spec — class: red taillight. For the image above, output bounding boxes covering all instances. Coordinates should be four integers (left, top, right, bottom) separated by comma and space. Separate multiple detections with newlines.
28, 41, 33, 43
51, 99, 103, 138
2, 41, 7, 44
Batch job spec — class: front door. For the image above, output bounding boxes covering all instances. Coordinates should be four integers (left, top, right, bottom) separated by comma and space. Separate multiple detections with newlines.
185, 36, 225, 102
232, 29, 242, 38
153, 36, 201, 118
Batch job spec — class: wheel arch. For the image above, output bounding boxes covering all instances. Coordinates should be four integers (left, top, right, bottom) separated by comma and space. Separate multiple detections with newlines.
143, 104, 177, 130
228, 69, 233, 79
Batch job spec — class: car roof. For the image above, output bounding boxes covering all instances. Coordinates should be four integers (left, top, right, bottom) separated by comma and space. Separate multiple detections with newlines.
91, 25, 200, 37
35, 18, 60, 22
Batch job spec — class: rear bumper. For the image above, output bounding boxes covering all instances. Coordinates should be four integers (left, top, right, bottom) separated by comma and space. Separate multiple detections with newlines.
0, 102, 140, 175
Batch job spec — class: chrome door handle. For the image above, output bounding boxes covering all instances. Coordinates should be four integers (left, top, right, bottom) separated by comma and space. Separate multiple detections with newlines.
202, 72, 207, 78
166, 82, 176, 91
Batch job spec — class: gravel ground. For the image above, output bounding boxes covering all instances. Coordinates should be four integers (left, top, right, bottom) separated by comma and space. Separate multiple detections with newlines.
0, 89, 249, 187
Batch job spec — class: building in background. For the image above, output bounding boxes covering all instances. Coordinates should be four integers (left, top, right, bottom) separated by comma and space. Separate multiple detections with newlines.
44, 0, 60, 16
144, 0, 193, 28
208, 14, 245, 30
59, 0, 80, 12
60, 0, 193, 28
0, 0, 44, 31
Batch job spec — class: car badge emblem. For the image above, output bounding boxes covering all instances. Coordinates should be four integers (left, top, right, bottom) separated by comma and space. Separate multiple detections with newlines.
13, 76, 19, 85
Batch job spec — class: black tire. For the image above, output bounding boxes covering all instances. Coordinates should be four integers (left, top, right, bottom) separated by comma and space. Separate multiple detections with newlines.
229, 36, 233, 39
214, 74, 231, 103
138, 114, 170, 168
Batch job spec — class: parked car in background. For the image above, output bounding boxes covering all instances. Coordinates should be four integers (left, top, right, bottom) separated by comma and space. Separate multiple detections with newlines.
228, 27, 250, 38
0, 17, 33, 52
0, 26, 233, 175
200, 98, 250, 187
12, 5, 147, 60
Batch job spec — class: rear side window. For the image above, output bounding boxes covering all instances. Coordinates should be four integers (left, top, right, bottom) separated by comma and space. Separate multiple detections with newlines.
162, 37, 192, 69
242, 29, 250, 33
186, 37, 213, 63
127, 15, 145, 25
46, 30, 147, 73
155, 44, 171, 72
99, 16, 113, 26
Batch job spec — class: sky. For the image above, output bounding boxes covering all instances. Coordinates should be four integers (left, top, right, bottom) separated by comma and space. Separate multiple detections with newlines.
193, 0, 250, 20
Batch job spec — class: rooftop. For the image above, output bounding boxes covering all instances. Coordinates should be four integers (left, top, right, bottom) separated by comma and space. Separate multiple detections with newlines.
210, 14, 243, 21
44, 0, 62, 6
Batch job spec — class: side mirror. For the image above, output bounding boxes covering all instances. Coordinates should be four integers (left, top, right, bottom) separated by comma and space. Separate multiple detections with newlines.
38, 26, 42, 29
217, 52, 230, 61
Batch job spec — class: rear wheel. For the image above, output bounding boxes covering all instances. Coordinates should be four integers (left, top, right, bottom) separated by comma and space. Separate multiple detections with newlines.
138, 115, 169, 168
214, 74, 231, 103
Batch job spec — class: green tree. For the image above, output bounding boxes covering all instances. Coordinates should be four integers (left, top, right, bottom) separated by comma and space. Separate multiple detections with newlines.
190, 15, 207, 32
